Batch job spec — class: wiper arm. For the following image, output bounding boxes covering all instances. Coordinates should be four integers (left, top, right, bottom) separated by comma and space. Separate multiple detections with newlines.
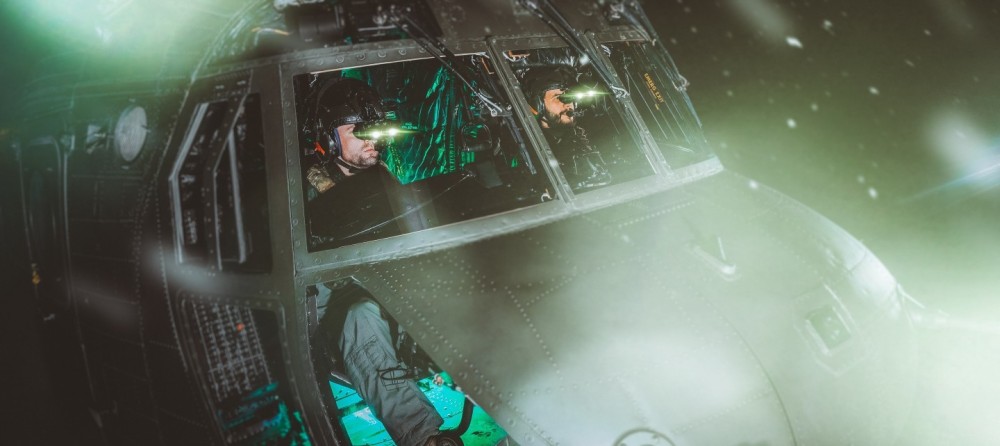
385, 7, 509, 117
517, 0, 629, 99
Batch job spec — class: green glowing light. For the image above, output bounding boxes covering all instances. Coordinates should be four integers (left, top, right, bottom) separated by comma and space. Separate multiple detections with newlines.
358, 126, 406, 141
563, 87, 605, 103
222, 382, 312, 445
330, 372, 507, 445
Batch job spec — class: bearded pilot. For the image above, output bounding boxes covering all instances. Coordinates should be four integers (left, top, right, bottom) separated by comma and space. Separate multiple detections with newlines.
522, 66, 612, 191
303, 77, 449, 446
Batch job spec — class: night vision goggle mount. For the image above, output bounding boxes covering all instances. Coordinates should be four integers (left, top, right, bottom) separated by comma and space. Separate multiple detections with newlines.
350, 122, 402, 145
557, 84, 607, 110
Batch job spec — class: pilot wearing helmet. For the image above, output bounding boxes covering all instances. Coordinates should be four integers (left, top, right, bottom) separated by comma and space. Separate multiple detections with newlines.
305, 77, 391, 196
304, 77, 404, 246
304, 78, 448, 446
522, 66, 612, 191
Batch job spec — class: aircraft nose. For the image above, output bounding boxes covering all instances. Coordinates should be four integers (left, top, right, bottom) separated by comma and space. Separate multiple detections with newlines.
365, 215, 797, 445
364, 171, 916, 445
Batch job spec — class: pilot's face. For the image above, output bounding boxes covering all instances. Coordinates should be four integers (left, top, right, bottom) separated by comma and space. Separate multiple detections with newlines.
541, 88, 575, 128
337, 124, 380, 168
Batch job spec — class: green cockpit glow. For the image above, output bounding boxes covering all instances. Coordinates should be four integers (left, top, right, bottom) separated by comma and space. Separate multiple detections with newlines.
375, 65, 489, 185
355, 126, 407, 142
222, 382, 312, 445
331, 372, 507, 445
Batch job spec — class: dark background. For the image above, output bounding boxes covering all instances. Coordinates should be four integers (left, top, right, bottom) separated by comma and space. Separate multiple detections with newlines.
2, 0, 999, 444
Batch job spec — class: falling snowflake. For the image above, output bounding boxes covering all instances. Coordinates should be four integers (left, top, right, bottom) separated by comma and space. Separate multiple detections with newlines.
786, 36, 803, 48
868, 187, 879, 199
857, 175, 866, 184
810, 103, 819, 112
787, 118, 797, 129
822, 20, 834, 33
749, 180, 760, 190
868, 86, 880, 95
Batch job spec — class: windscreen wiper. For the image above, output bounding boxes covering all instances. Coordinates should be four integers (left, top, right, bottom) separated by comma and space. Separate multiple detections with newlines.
517, 0, 629, 99
384, 7, 508, 117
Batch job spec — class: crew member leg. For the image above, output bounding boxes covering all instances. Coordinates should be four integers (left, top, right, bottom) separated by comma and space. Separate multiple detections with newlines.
340, 298, 443, 446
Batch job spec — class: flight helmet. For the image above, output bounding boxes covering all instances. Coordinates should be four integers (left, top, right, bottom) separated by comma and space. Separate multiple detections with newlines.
312, 77, 386, 159
522, 66, 576, 115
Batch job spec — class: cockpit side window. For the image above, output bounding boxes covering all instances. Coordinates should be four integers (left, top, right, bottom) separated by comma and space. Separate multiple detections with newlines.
174, 101, 230, 265
216, 94, 272, 273
296, 56, 554, 252
171, 94, 272, 272
506, 47, 655, 193
605, 41, 714, 167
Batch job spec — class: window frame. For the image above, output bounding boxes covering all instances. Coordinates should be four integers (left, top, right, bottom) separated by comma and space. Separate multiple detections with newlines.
596, 36, 714, 165
281, 41, 573, 264
490, 40, 665, 195
278, 37, 722, 270
169, 75, 270, 272
213, 128, 249, 265
170, 99, 239, 267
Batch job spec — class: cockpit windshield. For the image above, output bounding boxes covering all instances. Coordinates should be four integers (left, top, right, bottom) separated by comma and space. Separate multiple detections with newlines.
506, 47, 656, 192
296, 55, 554, 252
604, 40, 714, 167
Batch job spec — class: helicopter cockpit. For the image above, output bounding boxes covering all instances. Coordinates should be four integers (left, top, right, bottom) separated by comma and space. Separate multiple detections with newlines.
290, 35, 719, 446
296, 55, 555, 252
295, 41, 715, 252
282, 2, 721, 444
